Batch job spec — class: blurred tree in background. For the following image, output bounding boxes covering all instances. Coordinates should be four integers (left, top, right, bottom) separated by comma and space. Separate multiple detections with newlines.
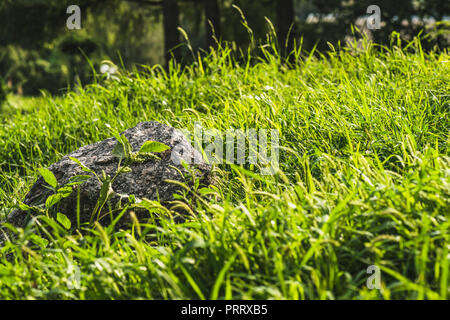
0, 0, 448, 96
0, 0, 162, 95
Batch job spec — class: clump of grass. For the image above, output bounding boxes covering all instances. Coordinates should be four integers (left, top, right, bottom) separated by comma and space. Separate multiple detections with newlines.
0, 27, 449, 299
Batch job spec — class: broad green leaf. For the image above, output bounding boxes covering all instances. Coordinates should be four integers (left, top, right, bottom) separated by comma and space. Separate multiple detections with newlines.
57, 186, 73, 197
29, 234, 49, 248
38, 168, 58, 188
67, 175, 92, 186
69, 157, 95, 174
112, 134, 133, 160
46, 187, 73, 208
112, 142, 126, 159
46, 194, 63, 208
97, 177, 113, 208
18, 202, 33, 211
91, 177, 113, 223
57, 212, 71, 230
139, 141, 170, 154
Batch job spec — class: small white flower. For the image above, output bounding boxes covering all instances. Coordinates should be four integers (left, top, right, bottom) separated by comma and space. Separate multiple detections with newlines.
109, 66, 118, 74
100, 64, 110, 74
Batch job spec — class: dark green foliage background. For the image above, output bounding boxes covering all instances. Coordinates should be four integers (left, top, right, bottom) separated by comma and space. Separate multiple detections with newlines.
0, 0, 449, 95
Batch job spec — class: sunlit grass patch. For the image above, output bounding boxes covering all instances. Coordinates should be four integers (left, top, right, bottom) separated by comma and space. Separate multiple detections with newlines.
0, 34, 449, 300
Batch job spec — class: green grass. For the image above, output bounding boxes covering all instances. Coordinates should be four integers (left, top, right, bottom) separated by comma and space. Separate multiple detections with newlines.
0, 33, 449, 300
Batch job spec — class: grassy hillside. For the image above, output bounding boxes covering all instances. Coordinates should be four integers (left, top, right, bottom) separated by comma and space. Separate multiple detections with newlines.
0, 36, 449, 299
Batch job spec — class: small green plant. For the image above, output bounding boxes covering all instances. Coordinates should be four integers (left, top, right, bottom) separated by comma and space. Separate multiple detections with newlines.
14, 132, 171, 231
15, 167, 91, 230
70, 129, 170, 224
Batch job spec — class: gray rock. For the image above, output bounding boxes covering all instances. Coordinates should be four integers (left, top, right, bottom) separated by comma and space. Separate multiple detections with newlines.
6, 121, 211, 230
